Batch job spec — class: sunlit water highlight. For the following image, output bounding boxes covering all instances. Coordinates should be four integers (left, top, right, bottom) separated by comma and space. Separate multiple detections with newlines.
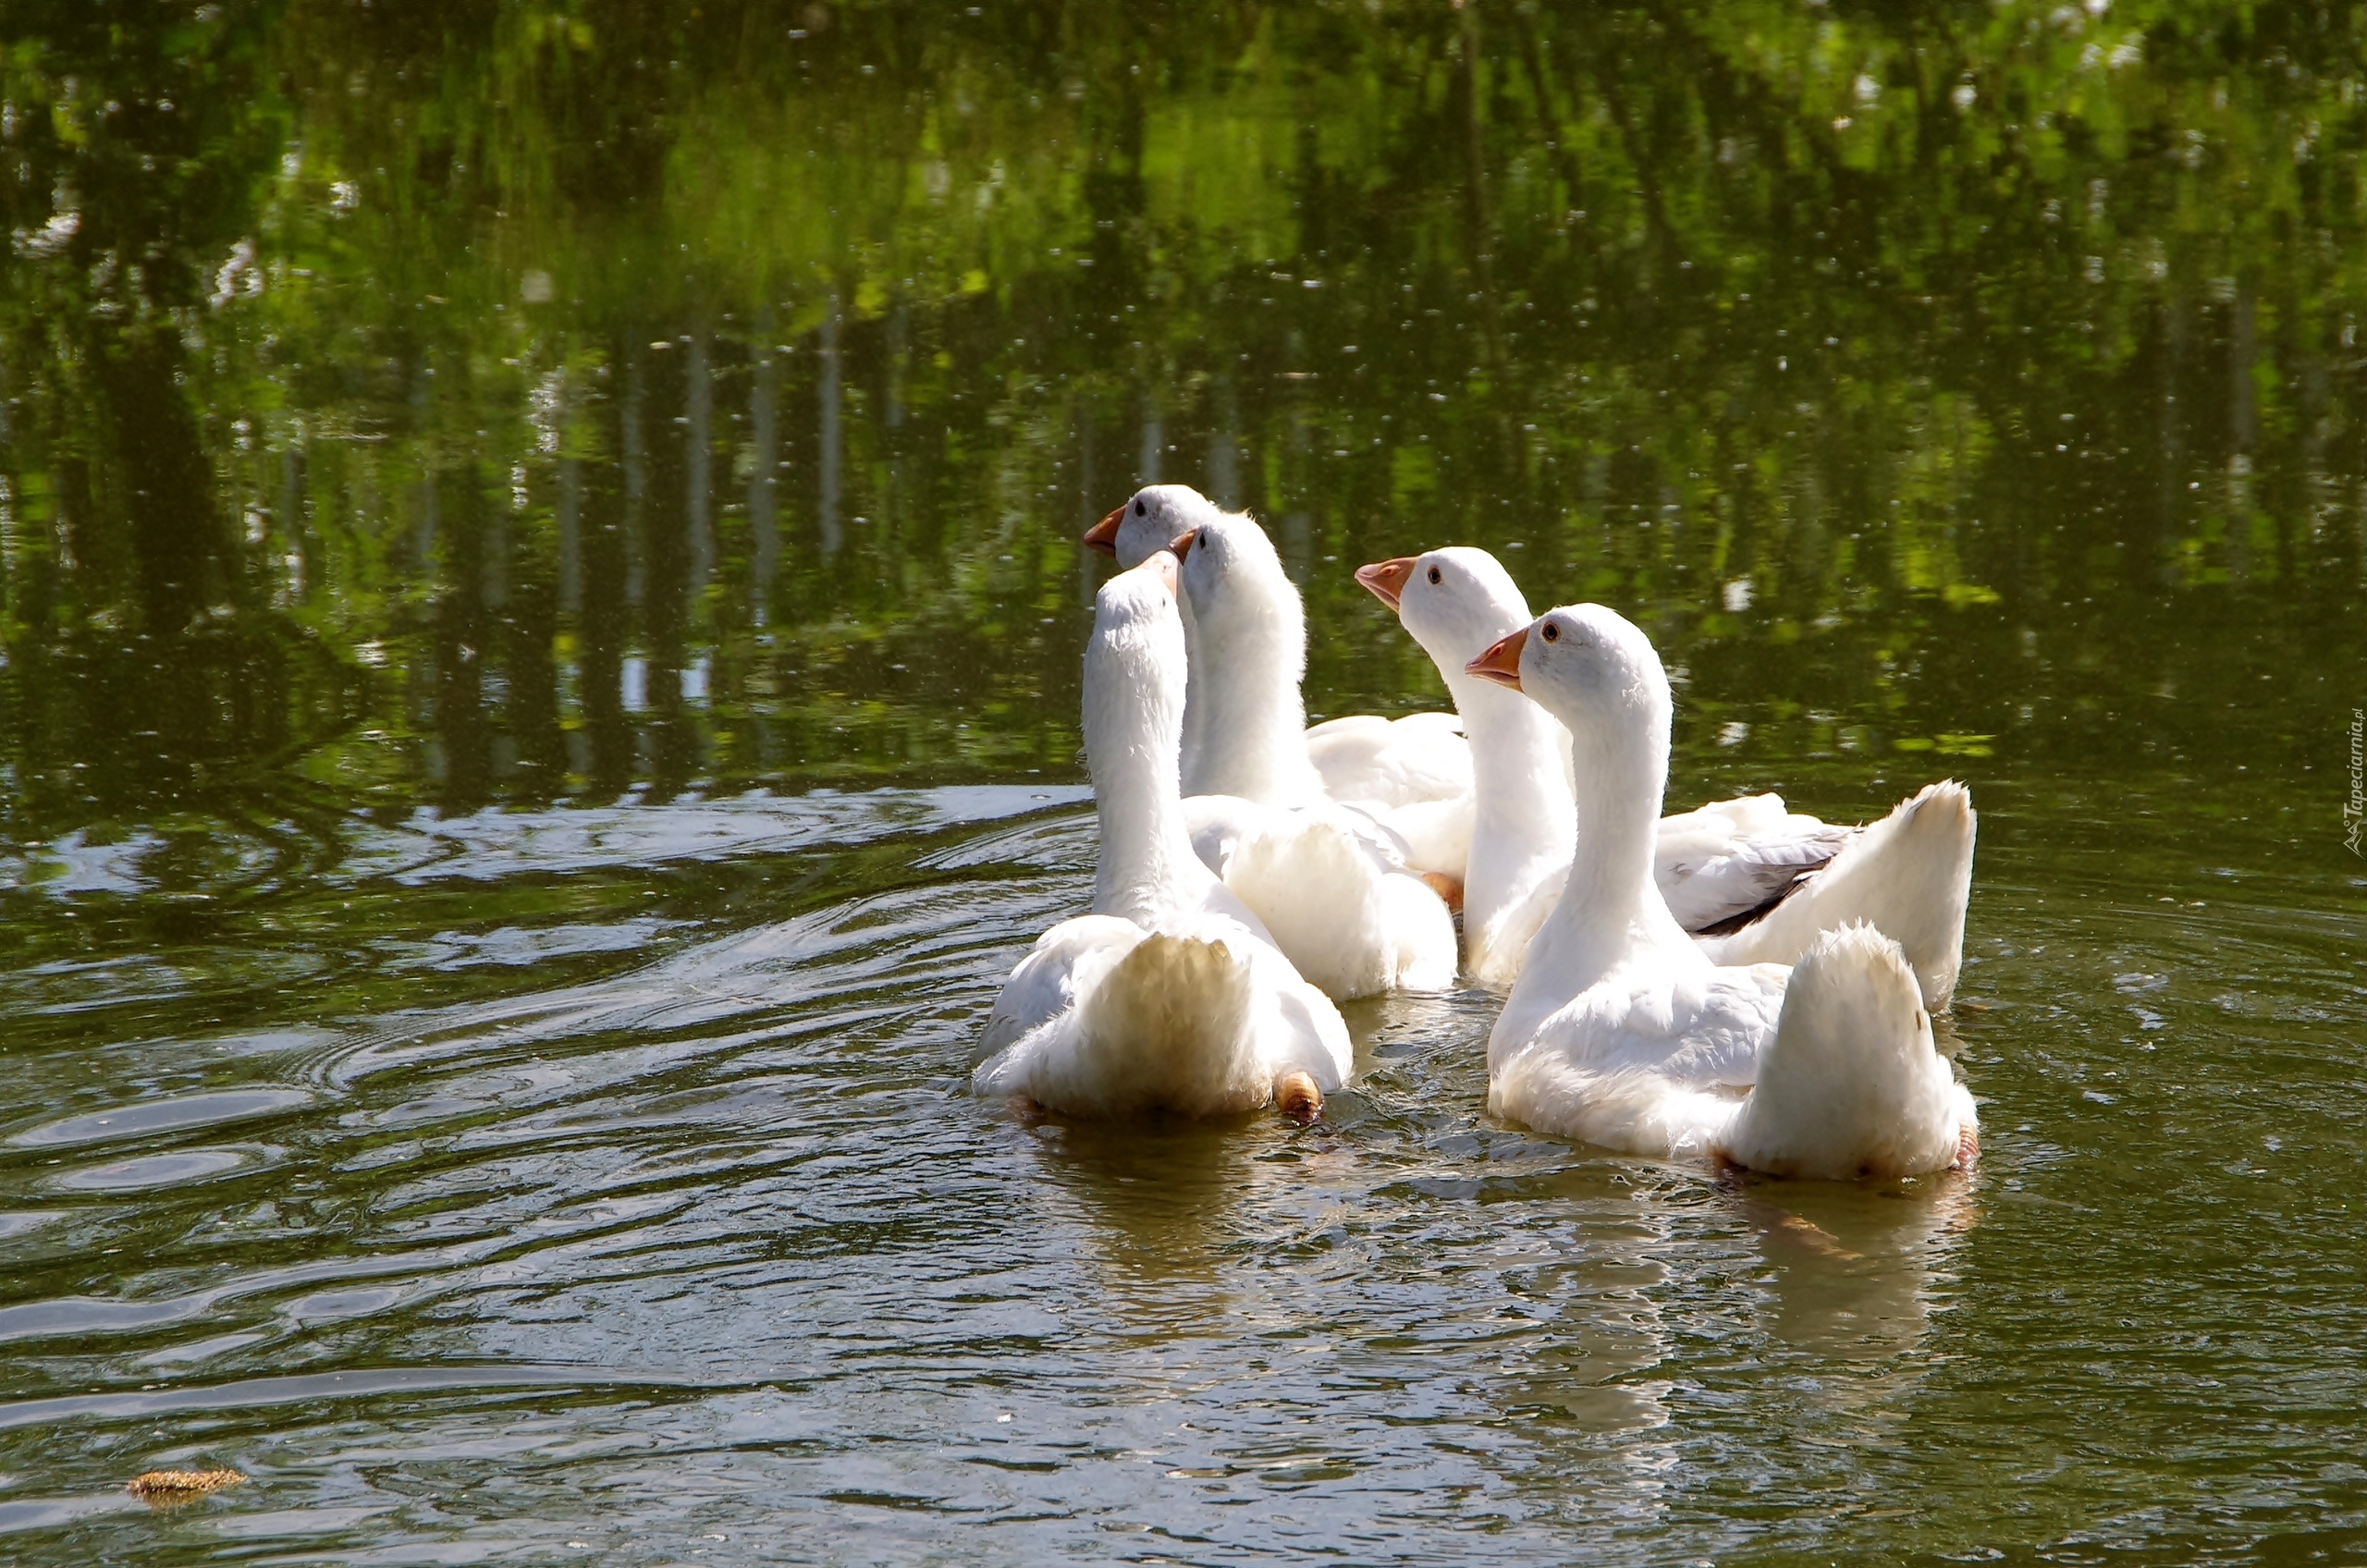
3, 777, 2361, 1564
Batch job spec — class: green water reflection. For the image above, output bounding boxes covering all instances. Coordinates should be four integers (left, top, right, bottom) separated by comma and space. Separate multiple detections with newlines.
2, 4, 2365, 1563
5, 0, 2360, 865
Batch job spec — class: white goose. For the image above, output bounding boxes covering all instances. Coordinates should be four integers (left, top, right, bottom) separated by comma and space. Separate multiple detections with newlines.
1086, 484, 1473, 827
1359, 548, 1975, 1009
975, 552, 1352, 1121
1467, 604, 1976, 1179
1354, 547, 1576, 984
1168, 521, 1456, 999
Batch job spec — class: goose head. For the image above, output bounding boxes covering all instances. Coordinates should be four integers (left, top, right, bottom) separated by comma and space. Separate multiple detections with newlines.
1356, 546, 1531, 676
1084, 550, 1187, 753
1467, 603, 1671, 749
1085, 484, 1220, 568
1173, 508, 1298, 640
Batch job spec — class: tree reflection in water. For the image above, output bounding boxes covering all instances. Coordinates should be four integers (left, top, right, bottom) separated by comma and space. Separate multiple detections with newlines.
3, 1, 2361, 874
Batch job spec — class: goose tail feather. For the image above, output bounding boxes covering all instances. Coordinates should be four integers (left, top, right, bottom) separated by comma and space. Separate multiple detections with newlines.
1718, 923, 1975, 1180
976, 933, 1269, 1118
1223, 815, 1454, 998
1698, 780, 1975, 1011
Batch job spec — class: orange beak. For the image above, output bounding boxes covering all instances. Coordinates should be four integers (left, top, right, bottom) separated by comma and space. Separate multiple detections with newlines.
1466, 626, 1527, 691
1171, 528, 1199, 563
1143, 549, 1179, 598
1083, 505, 1125, 557
1355, 557, 1417, 612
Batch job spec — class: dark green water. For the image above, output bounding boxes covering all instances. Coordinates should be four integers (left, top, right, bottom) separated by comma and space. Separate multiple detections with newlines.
3, 3, 2364, 1562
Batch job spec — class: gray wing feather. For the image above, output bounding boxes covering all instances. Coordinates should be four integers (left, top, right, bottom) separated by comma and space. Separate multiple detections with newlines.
1661, 827, 1852, 935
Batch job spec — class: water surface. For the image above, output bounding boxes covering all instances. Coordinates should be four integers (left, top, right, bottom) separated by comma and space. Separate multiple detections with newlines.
2, 3, 2364, 1562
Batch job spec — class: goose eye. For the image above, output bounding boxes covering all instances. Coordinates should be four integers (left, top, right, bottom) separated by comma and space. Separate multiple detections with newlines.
1134, 500, 1146, 517
1540, 622, 1560, 643
1426, 566, 1441, 585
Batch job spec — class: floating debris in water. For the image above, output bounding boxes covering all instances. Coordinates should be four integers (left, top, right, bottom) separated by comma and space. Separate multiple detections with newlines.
127, 1469, 244, 1502
1764, 1213, 1867, 1262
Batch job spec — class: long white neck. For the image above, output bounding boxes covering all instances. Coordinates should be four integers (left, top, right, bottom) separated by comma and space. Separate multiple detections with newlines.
1499, 693, 1701, 1031
1175, 594, 1208, 788
1086, 643, 1217, 927
1443, 660, 1575, 926
1181, 579, 1327, 806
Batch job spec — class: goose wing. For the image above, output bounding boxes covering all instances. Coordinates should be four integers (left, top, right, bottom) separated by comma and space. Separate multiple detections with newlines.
978, 915, 1142, 1060
1659, 827, 1853, 935
1306, 711, 1471, 808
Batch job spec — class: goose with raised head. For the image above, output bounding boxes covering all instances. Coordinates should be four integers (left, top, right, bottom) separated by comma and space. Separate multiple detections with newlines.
1353, 546, 1575, 984
1464, 604, 1976, 1179
1358, 547, 1975, 1008
975, 551, 1351, 1121
1086, 484, 1473, 822
1167, 521, 1458, 998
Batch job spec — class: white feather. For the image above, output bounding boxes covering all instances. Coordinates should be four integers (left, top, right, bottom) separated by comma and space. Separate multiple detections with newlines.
1384, 545, 1971, 994
1484, 602, 1976, 1180
975, 558, 1351, 1119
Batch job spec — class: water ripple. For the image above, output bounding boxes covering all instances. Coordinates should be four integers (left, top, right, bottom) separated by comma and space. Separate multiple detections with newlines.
0, 787, 2359, 1563
10, 1089, 317, 1149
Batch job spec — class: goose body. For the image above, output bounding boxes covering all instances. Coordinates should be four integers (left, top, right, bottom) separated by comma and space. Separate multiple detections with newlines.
975, 553, 1351, 1120
1177, 792, 1457, 1000
1360, 547, 1974, 1006
1305, 710, 1472, 811
1691, 782, 1975, 1013
1468, 604, 1976, 1179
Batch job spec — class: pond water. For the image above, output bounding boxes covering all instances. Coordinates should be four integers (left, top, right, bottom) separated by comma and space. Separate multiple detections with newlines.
3, 4, 2365, 1562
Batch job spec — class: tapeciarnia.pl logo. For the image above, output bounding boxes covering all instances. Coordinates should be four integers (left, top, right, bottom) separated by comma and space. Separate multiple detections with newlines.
2347, 707, 2364, 857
